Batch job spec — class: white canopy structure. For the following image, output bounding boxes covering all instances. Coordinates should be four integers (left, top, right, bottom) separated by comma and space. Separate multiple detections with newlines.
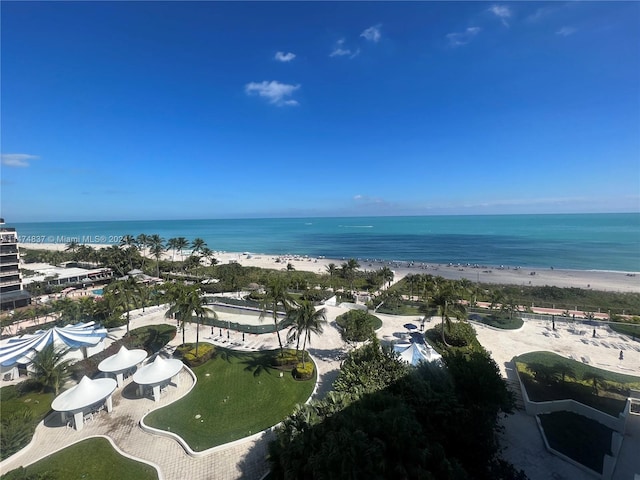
98, 346, 147, 388
0, 322, 107, 370
51, 376, 117, 431
393, 342, 442, 366
133, 355, 183, 402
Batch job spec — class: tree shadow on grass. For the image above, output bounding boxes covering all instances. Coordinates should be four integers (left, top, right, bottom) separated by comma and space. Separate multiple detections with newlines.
241, 353, 274, 378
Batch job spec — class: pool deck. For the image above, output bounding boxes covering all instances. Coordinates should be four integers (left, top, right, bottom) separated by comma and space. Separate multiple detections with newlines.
2, 304, 639, 480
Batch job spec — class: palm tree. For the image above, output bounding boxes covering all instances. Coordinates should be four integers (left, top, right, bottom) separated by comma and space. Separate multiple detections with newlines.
326, 263, 337, 289
30, 343, 73, 395
489, 289, 505, 312
148, 234, 165, 278
431, 282, 467, 347
200, 247, 216, 269
341, 258, 360, 293
175, 237, 189, 261
287, 301, 327, 368
166, 238, 179, 263
119, 234, 137, 271
260, 276, 297, 356
65, 240, 80, 259
379, 266, 394, 289
191, 238, 207, 277
104, 276, 141, 333
136, 234, 149, 271
165, 284, 215, 354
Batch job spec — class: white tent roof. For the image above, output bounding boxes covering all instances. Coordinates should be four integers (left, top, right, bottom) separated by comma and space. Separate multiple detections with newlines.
133, 356, 183, 385
0, 322, 107, 367
98, 346, 147, 373
51, 376, 117, 412
393, 342, 442, 366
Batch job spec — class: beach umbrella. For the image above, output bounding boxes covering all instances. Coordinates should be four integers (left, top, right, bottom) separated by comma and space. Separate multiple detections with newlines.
404, 323, 418, 331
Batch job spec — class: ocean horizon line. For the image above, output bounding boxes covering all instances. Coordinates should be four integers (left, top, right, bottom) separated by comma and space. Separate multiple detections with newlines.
9, 211, 640, 224
8, 213, 639, 273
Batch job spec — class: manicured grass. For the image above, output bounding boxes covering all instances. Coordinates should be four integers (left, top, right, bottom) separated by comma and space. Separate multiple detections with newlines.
609, 322, 640, 340
0, 382, 53, 421
0, 381, 54, 460
516, 351, 640, 416
1, 437, 158, 480
468, 313, 524, 330
145, 348, 316, 451
538, 411, 613, 474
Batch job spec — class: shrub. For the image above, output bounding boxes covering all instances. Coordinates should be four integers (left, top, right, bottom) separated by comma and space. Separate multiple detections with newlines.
1, 409, 34, 461
272, 349, 298, 367
336, 310, 382, 342
425, 321, 478, 350
181, 343, 215, 367
293, 362, 314, 380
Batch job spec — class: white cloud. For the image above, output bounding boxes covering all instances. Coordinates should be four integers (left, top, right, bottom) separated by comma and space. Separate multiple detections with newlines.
1, 153, 39, 167
446, 27, 481, 47
556, 26, 576, 36
244, 80, 300, 106
274, 51, 296, 62
330, 39, 360, 58
489, 4, 512, 26
360, 24, 382, 43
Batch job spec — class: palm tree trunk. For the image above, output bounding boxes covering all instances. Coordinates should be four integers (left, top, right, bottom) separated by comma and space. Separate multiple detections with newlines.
273, 308, 284, 354
196, 315, 200, 356
301, 333, 308, 369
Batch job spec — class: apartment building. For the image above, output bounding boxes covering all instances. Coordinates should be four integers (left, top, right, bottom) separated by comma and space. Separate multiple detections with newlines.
0, 219, 31, 310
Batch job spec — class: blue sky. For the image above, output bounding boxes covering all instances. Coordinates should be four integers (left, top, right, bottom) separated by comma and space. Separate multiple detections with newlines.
2, 1, 639, 222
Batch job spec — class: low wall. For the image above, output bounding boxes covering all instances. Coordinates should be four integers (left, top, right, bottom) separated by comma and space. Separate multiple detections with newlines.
515, 359, 631, 479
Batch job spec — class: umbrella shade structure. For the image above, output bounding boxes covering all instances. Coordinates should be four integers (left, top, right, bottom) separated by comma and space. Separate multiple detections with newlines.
98, 346, 148, 388
0, 322, 107, 369
403, 323, 418, 331
51, 376, 117, 431
393, 342, 443, 366
133, 355, 183, 402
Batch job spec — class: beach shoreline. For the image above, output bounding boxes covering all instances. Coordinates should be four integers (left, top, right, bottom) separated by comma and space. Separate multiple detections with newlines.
19, 243, 640, 293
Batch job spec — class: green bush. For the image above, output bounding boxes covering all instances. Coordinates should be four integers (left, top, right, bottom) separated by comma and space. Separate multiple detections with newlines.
336, 310, 382, 342
272, 349, 298, 367
425, 321, 479, 351
181, 343, 215, 367
1, 409, 34, 461
293, 362, 314, 380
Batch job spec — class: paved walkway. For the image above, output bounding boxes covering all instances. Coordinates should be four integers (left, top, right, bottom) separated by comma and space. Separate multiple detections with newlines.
2, 305, 639, 480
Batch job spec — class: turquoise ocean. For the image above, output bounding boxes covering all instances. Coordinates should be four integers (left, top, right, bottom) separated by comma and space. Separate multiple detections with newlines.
10, 213, 640, 272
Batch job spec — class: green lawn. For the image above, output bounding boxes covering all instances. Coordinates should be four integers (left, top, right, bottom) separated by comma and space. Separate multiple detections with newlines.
0, 437, 158, 480
538, 411, 613, 474
1, 381, 54, 461
516, 351, 640, 416
468, 312, 524, 330
145, 348, 316, 451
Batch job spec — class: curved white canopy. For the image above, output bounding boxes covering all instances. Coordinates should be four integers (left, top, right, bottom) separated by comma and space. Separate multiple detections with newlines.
133, 356, 183, 386
0, 322, 107, 367
394, 342, 442, 366
98, 346, 147, 373
51, 376, 117, 412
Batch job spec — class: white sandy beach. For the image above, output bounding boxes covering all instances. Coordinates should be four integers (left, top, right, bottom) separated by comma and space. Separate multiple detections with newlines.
22, 242, 640, 293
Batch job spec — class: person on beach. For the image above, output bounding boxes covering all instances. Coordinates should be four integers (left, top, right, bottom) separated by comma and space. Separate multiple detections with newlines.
619, 350, 624, 361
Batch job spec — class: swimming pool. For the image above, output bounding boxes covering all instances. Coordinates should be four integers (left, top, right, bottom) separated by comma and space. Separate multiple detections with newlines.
92, 288, 104, 295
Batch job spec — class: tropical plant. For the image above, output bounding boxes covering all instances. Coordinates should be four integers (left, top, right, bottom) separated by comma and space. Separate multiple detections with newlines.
260, 276, 297, 356
119, 234, 137, 271
64, 240, 80, 259
30, 343, 73, 395
287, 301, 327, 368
104, 276, 141, 333
165, 283, 215, 354
147, 234, 165, 278
326, 263, 337, 288
341, 258, 360, 293
431, 282, 467, 347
